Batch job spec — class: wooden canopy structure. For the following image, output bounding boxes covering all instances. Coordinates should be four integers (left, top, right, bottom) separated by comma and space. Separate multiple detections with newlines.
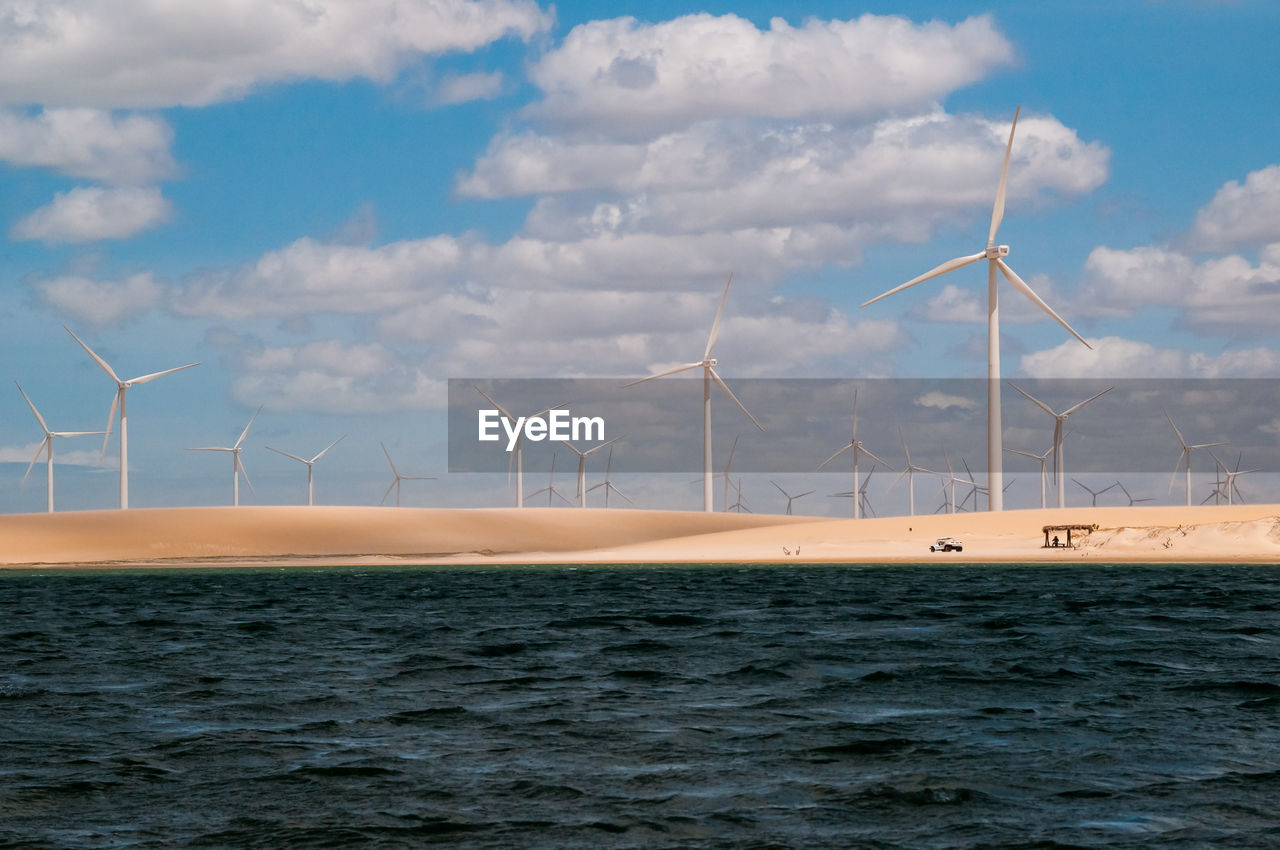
1042, 524, 1097, 548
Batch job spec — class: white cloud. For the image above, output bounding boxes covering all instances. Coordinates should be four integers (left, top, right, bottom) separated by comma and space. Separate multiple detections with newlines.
435, 71, 504, 105
915, 391, 978, 411
0, 442, 106, 468
231, 340, 445, 412
0, 108, 175, 183
34, 272, 165, 325
0, 0, 552, 109
11, 185, 172, 243
1188, 164, 1280, 252
526, 13, 1013, 135
1020, 335, 1280, 379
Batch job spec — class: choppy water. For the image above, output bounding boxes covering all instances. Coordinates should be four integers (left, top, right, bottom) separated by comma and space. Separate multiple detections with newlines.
2, 564, 1279, 848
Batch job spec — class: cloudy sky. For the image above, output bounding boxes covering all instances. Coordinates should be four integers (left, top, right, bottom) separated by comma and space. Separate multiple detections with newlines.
1, 0, 1278, 514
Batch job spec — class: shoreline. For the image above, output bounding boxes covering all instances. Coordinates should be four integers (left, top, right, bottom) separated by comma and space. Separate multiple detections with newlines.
0, 504, 1277, 569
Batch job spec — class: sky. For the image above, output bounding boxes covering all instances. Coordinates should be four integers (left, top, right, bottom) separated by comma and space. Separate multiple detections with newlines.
2, 0, 1279, 515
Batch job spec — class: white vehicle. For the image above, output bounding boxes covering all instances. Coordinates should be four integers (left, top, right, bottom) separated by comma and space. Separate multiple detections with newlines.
930, 537, 963, 553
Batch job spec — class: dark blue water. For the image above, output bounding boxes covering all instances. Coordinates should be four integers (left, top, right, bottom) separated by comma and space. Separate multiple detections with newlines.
2, 565, 1279, 848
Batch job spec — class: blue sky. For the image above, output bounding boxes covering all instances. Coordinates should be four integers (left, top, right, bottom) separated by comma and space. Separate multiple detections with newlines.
2, 0, 1279, 514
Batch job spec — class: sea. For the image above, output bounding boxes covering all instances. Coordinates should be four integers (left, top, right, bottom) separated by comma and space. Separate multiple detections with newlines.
2, 564, 1278, 849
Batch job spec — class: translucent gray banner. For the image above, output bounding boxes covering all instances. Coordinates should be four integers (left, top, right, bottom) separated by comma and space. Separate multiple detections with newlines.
450, 379, 1277, 476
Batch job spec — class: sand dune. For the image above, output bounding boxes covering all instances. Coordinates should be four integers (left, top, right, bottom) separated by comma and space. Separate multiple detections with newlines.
1, 503, 1278, 568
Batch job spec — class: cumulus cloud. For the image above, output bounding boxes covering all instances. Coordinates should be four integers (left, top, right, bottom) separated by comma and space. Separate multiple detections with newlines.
1020, 336, 1280, 379
526, 13, 1013, 135
34, 272, 165, 325
0, 0, 552, 109
915, 391, 978, 411
0, 108, 175, 183
1188, 165, 1280, 252
230, 340, 445, 412
434, 71, 504, 105
11, 185, 172, 243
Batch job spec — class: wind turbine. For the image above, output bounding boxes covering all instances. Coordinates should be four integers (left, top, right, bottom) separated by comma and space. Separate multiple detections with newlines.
1165, 410, 1226, 506
187, 407, 261, 506
266, 435, 345, 506
15, 381, 104, 513
934, 451, 967, 514
624, 274, 764, 512
817, 389, 893, 520
1009, 383, 1113, 509
526, 453, 572, 506
771, 480, 814, 515
1072, 478, 1116, 507
474, 386, 566, 509
65, 326, 199, 509
889, 429, 935, 516
1115, 481, 1153, 507
1208, 451, 1258, 506
727, 478, 750, 513
587, 446, 633, 508
560, 436, 624, 507
861, 107, 1092, 512
379, 442, 435, 507
1005, 445, 1053, 509
832, 466, 879, 517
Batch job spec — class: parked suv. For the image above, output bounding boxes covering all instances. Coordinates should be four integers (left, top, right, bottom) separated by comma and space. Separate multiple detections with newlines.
930, 537, 963, 552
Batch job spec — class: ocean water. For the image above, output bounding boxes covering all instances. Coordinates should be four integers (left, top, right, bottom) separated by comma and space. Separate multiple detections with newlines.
2, 564, 1278, 849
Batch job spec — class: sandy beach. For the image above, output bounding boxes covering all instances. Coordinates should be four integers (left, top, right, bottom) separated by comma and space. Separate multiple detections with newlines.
0, 503, 1278, 568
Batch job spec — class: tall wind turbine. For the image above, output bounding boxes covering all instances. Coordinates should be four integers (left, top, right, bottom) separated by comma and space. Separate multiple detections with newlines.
861, 107, 1092, 512
817, 389, 893, 520
625, 274, 764, 512
1165, 410, 1225, 506
771, 480, 814, 515
560, 436, 623, 508
1115, 481, 1153, 507
474, 386, 564, 508
266, 435, 345, 506
15, 381, 104, 513
379, 442, 435, 507
65, 327, 199, 509
1208, 451, 1258, 506
1005, 445, 1053, 509
1009, 383, 1112, 509
187, 407, 261, 506
890, 429, 934, 516
526, 453, 572, 506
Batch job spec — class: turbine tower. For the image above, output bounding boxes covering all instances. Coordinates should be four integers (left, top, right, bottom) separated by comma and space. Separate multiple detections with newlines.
861, 107, 1092, 512
65, 327, 199, 509
379, 442, 435, 507
890, 429, 935, 516
1009, 383, 1113, 509
817, 389, 893, 520
1005, 445, 1053, 509
15, 381, 104, 513
187, 407, 262, 506
1165, 410, 1225, 506
625, 274, 764, 512
266, 435, 345, 506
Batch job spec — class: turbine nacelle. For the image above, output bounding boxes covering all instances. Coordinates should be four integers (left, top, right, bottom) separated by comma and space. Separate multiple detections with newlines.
985, 245, 1010, 259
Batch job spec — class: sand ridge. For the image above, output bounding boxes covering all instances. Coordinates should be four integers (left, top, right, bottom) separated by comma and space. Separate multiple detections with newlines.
0, 504, 1278, 568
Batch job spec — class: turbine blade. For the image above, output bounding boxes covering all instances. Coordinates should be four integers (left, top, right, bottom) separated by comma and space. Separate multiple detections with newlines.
988, 105, 1020, 247
622, 362, 703, 387
725, 434, 739, 476
996, 259, 1091, 348
235, 406, 262, 449
266, 446, 308, 464
473, 385, 514, 421
817, 443, 852, 471
14, 382, 51, 434
127, 362, 200, 386
310, 434, 346, 463
380, 441, 399, 475
861, 253, 986, 308
237, 455, 256, 497
709, 368, 764, 431
559, 440, 586, 458
1005, 448, 1040, 460
704, 272, 732, 360
1008, 382, 1056, 418
380, 480, 397, 506
187, 446, 233, 452
1062, 386, 1114, 417
23, 437, 49, 484
581, 435, 624, 456
860, 447, 896, 471
65, 326, 122, 383
102, 390, 120, 458
771, 480, 788, 498
1164, 409, 1188, 449
50, 431, 105, 438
